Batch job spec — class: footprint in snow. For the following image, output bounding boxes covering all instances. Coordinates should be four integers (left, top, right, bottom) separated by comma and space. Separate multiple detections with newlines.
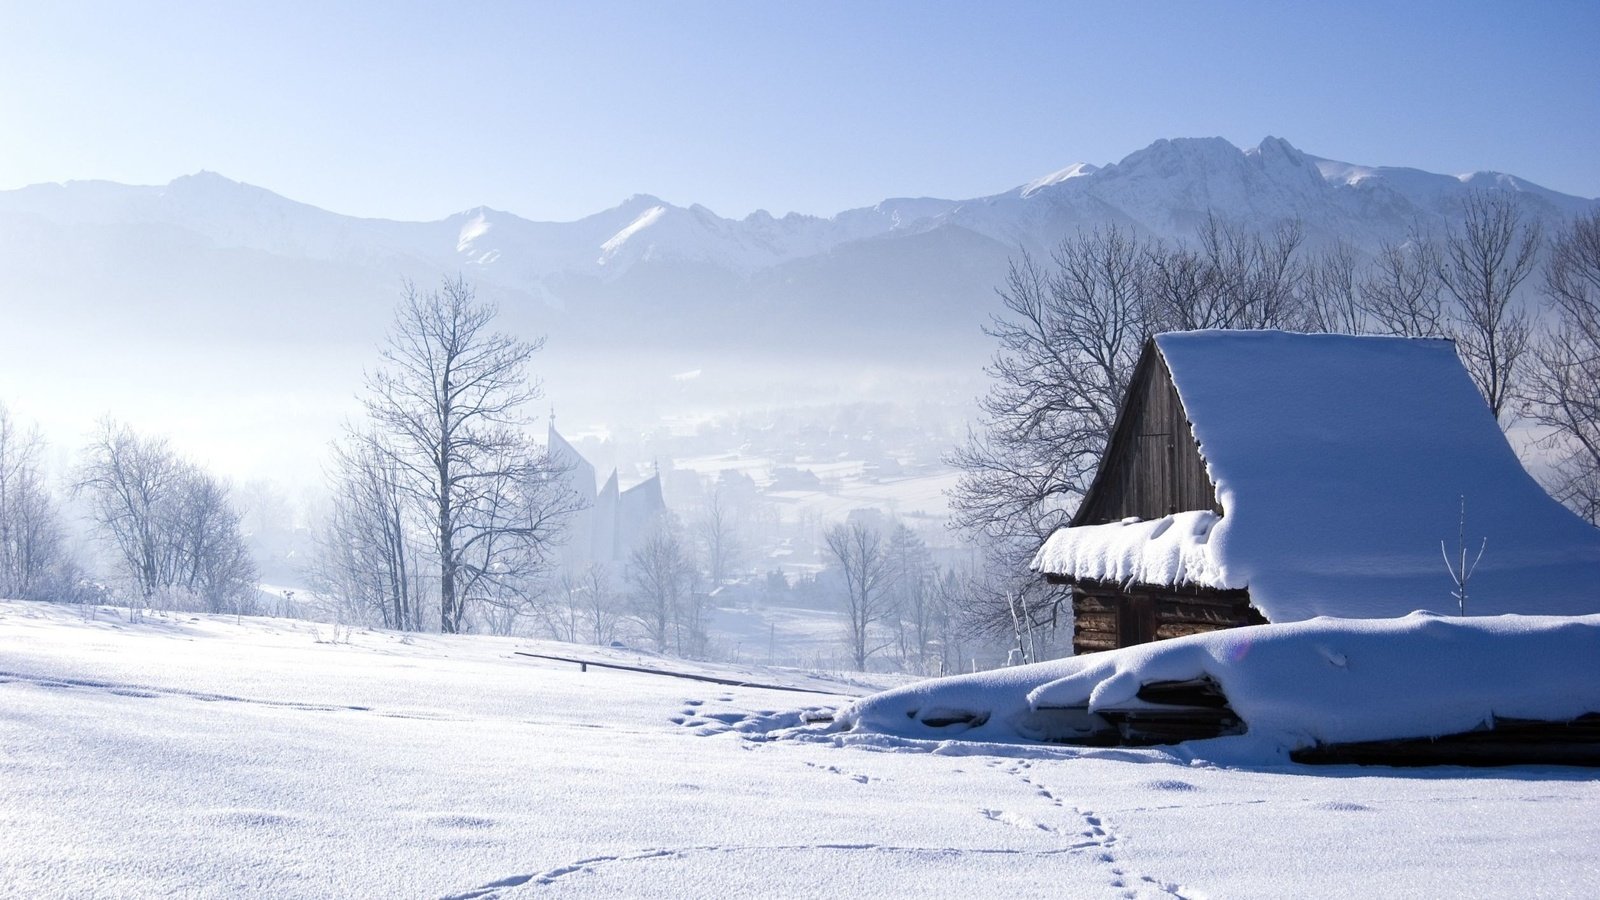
1140, 779, 1199, 793
1312, 800, 1374, 812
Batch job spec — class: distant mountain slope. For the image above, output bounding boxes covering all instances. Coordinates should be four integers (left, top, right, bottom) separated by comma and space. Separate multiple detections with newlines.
3, 136, 1595, 364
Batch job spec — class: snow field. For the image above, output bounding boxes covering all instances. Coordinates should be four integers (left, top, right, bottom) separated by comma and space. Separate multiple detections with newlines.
2, 600, 1597, 898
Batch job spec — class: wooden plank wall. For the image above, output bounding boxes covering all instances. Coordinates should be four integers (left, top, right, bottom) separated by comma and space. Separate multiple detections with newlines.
1070, 582, 1265, 655
1076, 347, 1219, 525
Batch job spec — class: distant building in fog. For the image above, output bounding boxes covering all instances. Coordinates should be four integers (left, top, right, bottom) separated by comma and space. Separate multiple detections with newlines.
548, 424, 667, 568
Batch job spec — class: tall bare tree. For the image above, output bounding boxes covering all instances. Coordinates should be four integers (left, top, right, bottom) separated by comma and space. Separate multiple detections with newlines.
1525, 210, 1600, 523
824, 520, 892, 671
1439, 191, 1543, 421
950, 217, 1314, 642
361, 277, 575, 633
950, 227, 1155, 549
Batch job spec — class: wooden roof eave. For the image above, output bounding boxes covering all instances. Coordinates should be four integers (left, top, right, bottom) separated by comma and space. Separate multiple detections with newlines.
1048, 572, 1252, 602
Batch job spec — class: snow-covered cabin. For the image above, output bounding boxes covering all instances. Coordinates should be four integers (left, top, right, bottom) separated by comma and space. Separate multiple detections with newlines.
1032, 330, 1600, 655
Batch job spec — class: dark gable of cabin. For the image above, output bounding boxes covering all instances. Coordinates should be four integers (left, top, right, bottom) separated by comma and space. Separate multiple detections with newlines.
1072, 342, 1219, 526
1048, 339, 1263, 655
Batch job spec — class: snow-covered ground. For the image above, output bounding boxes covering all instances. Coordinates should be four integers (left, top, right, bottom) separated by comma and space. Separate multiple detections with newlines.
3, 599, 1597, 898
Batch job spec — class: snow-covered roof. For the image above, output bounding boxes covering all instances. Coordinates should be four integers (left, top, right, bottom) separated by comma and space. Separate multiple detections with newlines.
1033, 330, 1600, 621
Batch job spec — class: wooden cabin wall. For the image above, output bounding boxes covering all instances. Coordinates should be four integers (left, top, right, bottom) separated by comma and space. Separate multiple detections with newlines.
1070, 582, 1264, 655
1075, 349, 1218, 526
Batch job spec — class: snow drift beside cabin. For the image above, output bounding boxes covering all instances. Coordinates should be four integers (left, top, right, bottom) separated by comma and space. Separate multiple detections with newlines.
834, 613, 1600, 763
1033, 331, 1600, 622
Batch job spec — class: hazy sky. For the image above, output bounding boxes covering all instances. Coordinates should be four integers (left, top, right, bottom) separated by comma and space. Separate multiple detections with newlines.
2, 1, 1597, 221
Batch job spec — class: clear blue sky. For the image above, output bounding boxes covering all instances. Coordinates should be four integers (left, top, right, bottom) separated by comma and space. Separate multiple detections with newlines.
2, 0, 1596, 222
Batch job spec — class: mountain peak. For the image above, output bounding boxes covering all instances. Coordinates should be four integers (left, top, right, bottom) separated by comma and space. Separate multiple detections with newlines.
168, 170, 246, 191
1249, 135, 1304, 160
1111, 136, 1247, 175
1019, 162, 1099, 197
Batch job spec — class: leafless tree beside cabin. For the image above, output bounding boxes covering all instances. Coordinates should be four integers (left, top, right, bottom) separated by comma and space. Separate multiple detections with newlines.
949, 218, 1315, 642
1524, 210, 1600, 523
1438, 191, 1543, 422
949, 227, 1156, 550
1147, 216, 1305, 331
361, 277, 575, 633
1299, 241, 1367, 334
823, 520, 893, 671
1359, 226, 1448, 337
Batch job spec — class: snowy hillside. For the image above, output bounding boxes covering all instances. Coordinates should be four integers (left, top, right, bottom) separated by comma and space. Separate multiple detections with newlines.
4, 598, 1598, 898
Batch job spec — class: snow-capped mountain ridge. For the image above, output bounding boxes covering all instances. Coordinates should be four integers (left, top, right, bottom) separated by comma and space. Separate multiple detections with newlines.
6, 136, 1591, 286
4, 136, 1595, 366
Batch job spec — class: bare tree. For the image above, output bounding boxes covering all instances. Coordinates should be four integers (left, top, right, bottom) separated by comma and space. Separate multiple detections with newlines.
1149, 216, 1305, 331
946, 216, 1316, 645
627, 515, 695, 654
76, 420, 256, 617
579, 563, 623, 646
172, 464, 259, 615
536, 568, 586, 643
1439, 191, 1543, 421
950, 227, 1155, 549
1300, 241, 1366, 334
76, 420, 183, 612
693, 484, 741, 588
361, 277, 575, 633
882, 523, 940, 674
1524, 210, 1600, 522
313, 432, 420, 630
824, 520, 892, 670
0, 403, 67, 600
1360, 227, 1447, 337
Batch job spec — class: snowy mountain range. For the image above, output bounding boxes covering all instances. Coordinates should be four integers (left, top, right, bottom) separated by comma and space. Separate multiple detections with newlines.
3, 136, 1595, 363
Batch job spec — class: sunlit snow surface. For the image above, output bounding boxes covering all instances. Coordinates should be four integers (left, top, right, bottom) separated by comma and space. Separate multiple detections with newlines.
3, 599, 1598, 898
